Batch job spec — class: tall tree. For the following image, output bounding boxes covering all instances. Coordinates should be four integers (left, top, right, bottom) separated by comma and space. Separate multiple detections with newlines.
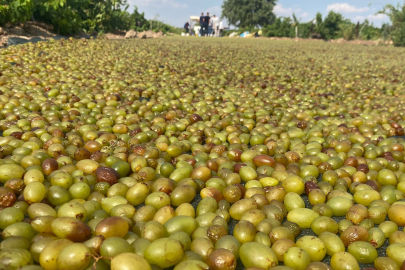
222, 0, 277, 29
321, 11, 344, 40
378, 3, 405, 46
310, 12, 323, 38
316, 12, 322, 25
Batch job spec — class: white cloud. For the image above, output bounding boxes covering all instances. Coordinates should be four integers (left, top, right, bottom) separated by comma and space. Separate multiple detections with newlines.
274, 4, 295, 17
273, 4, 311, 21
327, 3, 369, 13
352, 13, 389, 23
368, 13, 389, 21
129, 0, 186, 8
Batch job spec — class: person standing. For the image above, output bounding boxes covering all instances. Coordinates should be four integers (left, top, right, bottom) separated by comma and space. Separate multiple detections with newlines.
184, 22, 189, 34
208, 15, 214, 36
199, 12, 204, 36
213, 15, 220, 37
219, 20, 224, 37
204, 12, 210, 36
211, 15, 217, 36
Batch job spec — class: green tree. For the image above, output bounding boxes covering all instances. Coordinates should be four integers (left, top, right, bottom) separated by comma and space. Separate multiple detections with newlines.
339, 21, 356, 40
316, 12, 322, 26
262, 17, 294, 38
32, 0, 134, 34
310, 12, 323, 38
381, 23, 391, 41
0, 0, 35, 25
321, 11, 344, 40
222, 0, 277, 29
359, 20, 383, 40
298, 21, 313, 39
79, 0, 129, 32
33, 0, 88, 34
130, 7, 148, 31
378, 2, 405, 46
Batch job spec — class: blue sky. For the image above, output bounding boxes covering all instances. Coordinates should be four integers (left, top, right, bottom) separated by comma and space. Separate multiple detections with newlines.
127, 0, 400, 28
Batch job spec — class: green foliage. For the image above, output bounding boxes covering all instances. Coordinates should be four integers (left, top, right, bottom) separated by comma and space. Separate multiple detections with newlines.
262, 17, 294, 38
297, 22, 312, 39
159, 23, 183, 35
0, 0, 388, 42
262, 18, 315, 39
222, 0, 277, 29
339, 21, 356, 41
321, 11, 344, 40
359, 20, 383, 40
262, 10, 383, 41
0, 0, 35, 25
379, 2, 405, 46
78, 0, 129, 32
31, 0, 125, 34
309, 13, 323, 39
1, 0, 181, 36
33, 0, 86, 34
128, 7, 148, 30
381, 23, 391, 41
391, 22, 405, 46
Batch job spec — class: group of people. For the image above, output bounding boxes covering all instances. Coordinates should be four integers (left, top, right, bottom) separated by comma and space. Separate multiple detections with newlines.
184, 12, 224, 37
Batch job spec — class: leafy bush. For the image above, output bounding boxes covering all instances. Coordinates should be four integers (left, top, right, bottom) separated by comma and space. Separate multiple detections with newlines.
339, 22, 356, 41
391, 22, 405, 46
0, 0, 35, 25
359, 21, 384, 40
1, 0, 181, 36
222, 0, 276, 28
262, 17, 294, 38
379, 3, 405, 46
34, 0, 84, 35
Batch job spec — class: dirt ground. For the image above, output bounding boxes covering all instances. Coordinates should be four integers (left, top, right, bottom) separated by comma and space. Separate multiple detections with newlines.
0, 21, 59, 46
104, 30, 164, 40
0, 22, 165, 47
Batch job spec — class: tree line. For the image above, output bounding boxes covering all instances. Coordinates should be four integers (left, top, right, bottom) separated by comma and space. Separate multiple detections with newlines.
222, 0, 405, 46
261, 11, 389, 42
2, 0, 405, 46
0, 0, 181, 35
